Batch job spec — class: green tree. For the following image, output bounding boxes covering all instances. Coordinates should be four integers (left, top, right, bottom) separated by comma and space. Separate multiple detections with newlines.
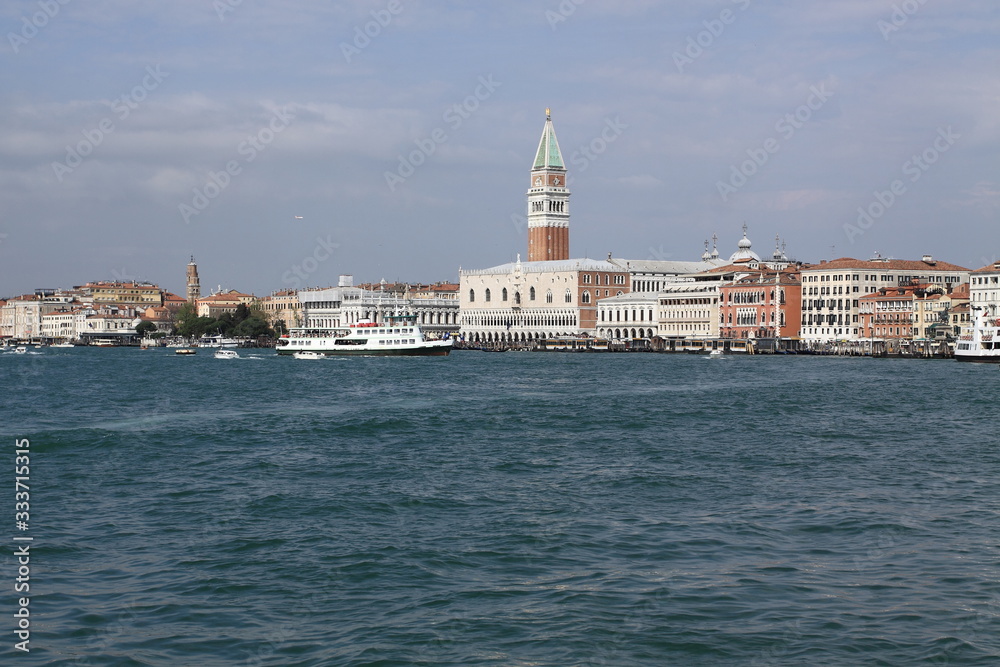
233, 316, 274, 338
135, 321, 157, 337
216, 312, 236, 334
234, 303, 251, 324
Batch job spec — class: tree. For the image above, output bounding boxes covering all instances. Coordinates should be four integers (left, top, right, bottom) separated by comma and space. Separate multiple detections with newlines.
233, 316, 274, 338
234, 303, 251, 324
135, 321, 157, 337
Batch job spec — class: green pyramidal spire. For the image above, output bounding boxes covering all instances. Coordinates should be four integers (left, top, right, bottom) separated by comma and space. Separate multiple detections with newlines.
533, 108, 565, 170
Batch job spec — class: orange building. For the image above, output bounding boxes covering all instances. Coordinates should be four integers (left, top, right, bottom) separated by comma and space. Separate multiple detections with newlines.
719, 268, 802, 339
859, 284, 925, 339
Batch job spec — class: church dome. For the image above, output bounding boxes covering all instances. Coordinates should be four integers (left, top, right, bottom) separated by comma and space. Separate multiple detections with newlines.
728, 226, 760, 262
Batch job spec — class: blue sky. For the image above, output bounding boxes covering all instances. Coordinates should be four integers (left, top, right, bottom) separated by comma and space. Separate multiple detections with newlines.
1, 0, 998, 297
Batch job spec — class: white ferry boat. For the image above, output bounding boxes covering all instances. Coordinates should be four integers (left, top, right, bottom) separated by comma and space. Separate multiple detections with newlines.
276, 316, 451, 357
955, 310, 1000, 363
198, 334, 240, 348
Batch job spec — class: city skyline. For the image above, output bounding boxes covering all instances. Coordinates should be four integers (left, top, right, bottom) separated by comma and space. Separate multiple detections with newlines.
2, 1, 998, 297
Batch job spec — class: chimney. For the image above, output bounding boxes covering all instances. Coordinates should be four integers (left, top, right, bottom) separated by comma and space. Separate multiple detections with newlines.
922, 254, 935, 265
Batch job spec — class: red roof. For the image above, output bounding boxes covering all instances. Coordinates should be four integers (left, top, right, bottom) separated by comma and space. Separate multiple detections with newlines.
802, 257, 969, 272
971, 262, 1000, 274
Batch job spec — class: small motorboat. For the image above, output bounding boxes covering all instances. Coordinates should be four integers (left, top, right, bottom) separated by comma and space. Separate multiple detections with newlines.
709, 349, 724, 357
214, 349, 239, 359
175, 349, 196, 355
293, 351, 325, 360
14, 346, 27, 354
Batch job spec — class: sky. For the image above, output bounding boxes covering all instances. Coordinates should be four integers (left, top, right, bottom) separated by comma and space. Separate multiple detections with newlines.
1, 0, 998, 298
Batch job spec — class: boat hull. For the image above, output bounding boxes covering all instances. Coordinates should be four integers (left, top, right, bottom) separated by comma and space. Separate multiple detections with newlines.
278, 345, 451, 357
954, 353, 1000, 363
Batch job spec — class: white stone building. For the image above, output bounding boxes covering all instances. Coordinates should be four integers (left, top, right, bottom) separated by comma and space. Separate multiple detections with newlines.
799, 254, 969, 342
969, 260, 1000, 326
461, 257, 629, 343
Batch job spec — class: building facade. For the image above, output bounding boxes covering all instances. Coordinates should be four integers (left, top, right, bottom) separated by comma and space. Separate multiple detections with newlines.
195, 290, 256, 318
657, 281, 723, 339
799, 255, 969, 342
461, 257, 629, 343
969, 260, 1000, 327
718, 269, 802, 340
595, 292, 657, 340
83, 281, 163, 307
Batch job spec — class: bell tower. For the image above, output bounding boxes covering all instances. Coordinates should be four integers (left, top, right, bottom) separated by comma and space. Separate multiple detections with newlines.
186, 256, 201, 304
527, 109, 570, 262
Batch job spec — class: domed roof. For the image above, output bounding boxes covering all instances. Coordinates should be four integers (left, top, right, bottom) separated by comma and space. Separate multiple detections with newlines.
728, 225, 760, 262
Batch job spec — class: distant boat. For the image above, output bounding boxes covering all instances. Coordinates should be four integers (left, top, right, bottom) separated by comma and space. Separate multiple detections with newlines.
14, 346, 27, 354
709, 349, 724, 357
198, 334, 239, 348
293, 351, 325, 360
52, 342, 75, 348
175, 349, 196, 355
214, 349, 239, 359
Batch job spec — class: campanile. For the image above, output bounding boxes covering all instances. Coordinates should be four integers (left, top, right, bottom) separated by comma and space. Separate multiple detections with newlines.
527, 109, 570, 262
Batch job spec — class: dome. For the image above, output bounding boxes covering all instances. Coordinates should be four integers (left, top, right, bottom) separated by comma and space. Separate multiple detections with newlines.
728, 226, 760, 263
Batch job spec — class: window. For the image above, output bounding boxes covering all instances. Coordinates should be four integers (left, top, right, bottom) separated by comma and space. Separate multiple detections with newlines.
564, 289, 572, 303
514, 291, 521, 305
530, 287, 536, 301
469, 289, 475, 302
502, 288, 508, 301
582, 290, 591, 304
546, 290, 553, 304
485, 289, 491, 302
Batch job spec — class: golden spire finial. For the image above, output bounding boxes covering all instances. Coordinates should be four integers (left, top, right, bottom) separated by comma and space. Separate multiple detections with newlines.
545, 107, 551, 119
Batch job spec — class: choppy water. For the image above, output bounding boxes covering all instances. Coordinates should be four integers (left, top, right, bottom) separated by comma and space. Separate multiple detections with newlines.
3, 348, 1000, 665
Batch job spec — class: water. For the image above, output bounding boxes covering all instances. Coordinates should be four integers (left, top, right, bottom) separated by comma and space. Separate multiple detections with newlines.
3, 348, 1000, 665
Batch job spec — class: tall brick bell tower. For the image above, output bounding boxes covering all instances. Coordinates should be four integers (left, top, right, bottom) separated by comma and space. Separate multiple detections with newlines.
527, 109, 570, 262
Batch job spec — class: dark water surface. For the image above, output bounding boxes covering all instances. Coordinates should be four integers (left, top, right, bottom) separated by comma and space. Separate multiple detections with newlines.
3, 348, 1000, 665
